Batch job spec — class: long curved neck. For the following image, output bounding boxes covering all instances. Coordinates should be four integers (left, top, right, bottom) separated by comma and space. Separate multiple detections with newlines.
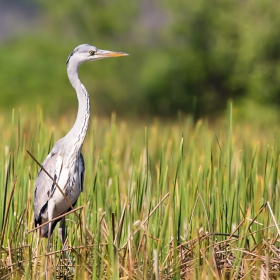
63, 65, 90, 156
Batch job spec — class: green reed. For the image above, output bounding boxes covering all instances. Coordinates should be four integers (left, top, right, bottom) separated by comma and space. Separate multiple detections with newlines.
1, 105, 280, 279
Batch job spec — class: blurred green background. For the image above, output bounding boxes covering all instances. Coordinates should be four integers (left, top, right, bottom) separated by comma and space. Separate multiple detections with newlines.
1, 0, 280, 121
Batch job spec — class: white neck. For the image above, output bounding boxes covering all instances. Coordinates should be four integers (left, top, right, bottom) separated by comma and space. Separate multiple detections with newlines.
60, 64, 90, 158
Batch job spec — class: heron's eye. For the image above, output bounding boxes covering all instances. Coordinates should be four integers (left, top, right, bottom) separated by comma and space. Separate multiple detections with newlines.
89, 50, 95, 55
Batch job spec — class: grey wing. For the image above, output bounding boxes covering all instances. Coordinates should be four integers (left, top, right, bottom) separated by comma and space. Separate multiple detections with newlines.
33, 152, 63, 224
79, 153, 85, 192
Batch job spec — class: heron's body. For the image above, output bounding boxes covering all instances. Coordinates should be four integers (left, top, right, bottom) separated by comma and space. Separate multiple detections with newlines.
34, 151, 85, 237
33, 44, 128, 240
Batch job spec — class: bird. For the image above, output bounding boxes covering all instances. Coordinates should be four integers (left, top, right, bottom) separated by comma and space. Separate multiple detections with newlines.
33, 44, 128, 254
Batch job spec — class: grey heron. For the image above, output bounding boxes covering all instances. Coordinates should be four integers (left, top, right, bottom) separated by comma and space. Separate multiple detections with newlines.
33, 44, 128, 260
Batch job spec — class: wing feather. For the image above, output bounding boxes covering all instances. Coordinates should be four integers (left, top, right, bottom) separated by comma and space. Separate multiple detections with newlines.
33, 153, 63, 223
79, 153, 85, 192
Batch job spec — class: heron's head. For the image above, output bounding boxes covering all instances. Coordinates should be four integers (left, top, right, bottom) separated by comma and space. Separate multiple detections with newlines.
66, 44, 128, 66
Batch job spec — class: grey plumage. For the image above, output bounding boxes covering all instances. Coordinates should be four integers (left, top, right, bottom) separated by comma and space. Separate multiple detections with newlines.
33, 44, 128, 239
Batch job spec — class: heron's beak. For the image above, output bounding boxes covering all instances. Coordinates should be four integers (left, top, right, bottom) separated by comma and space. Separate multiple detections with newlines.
95, 49, 129, 58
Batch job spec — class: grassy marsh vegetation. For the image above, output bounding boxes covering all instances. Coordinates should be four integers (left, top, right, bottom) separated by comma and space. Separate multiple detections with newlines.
1, 105, 280, 279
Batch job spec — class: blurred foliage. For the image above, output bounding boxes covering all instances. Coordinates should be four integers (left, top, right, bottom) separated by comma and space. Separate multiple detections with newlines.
0, 0, 280, 119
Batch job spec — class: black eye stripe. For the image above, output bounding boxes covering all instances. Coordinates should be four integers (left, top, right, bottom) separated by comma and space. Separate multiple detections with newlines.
66, 50, 75, 65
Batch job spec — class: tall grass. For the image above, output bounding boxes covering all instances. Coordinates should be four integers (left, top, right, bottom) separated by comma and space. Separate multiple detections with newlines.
1, 106, 280, 279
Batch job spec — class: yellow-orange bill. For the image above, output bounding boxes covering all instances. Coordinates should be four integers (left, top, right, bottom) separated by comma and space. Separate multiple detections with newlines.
96, 50, 129, 57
